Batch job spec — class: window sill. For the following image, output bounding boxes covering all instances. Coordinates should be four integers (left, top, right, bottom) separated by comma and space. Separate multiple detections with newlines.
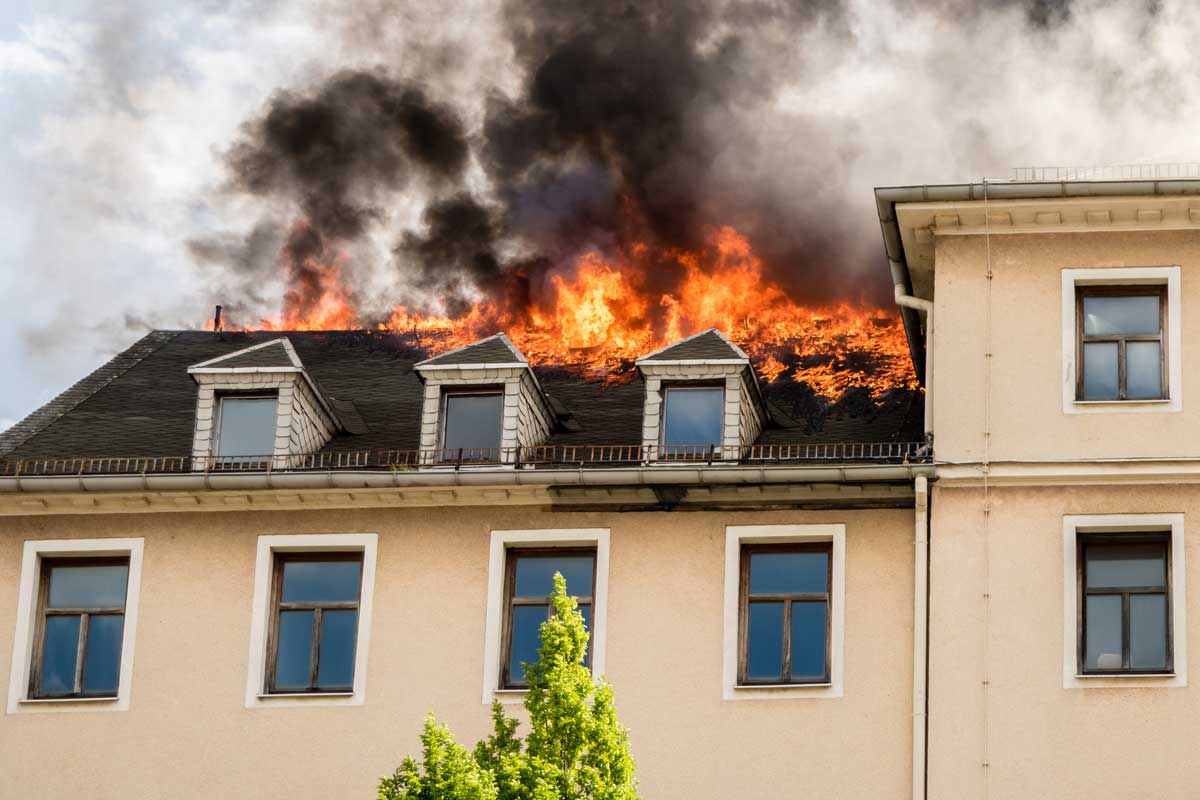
735, 682, 833, 689
255, 691, 355, 699
1074, 672, 1175, 679
19, 695, 118, 705
1072, 399, 1171, 405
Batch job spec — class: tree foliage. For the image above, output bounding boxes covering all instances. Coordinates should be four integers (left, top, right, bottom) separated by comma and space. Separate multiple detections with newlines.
380, 574, 638, 800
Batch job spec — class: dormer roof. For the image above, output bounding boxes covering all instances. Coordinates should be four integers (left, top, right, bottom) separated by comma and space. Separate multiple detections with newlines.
188, 338, 304, 373
415, 333, 527, 370
636, 328, 749, 365
187, 337, 340, 430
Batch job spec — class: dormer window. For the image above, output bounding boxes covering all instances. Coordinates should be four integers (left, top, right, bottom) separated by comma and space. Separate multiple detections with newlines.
440, 390, 504, 462
415, 334, 555, 467
662, 385, 724, 456
636, 328, 769, 463
215, 396, 279, 461
188, 338, 340, 470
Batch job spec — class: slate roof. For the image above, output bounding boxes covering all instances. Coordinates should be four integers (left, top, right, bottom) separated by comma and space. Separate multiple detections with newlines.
638, 329, 744, 362
1, 330, 924, 461
417, 333, 524, 366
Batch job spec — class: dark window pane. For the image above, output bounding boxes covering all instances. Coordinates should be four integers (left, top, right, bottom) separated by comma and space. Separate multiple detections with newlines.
47, 564, 128, 609
1082, 342, 1119, 400
216, 397, 278, 457
790, 601, 828, 680
509, 604, 547, 684
443, 394, 503, 452
1130, 594, 1168, 670
1083, 295, 1161, 336
1086, 543, 1166, 588
280, 560, 361, 603
1085, 595, 1123, 671
663, 388, 724, 446
745, 601, 784, 681
40, 615, 80, 695
82, 615, 124, 694
316, 609, 357, 688
749, 551, 828, 595
513, 554, 594, 598
1127, 341, 1163, 399
274, 610, 314, 690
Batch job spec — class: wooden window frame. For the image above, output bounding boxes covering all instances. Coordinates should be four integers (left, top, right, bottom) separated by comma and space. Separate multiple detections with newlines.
659, 383, 726, 459
1077, 532, 1173, 676
264, 552, 363, 694
1075, 285, 1167, 401
737, 542, 832, 686
499, 547, 596, 689
28, 556, 130, 700
437, 387, 505, 464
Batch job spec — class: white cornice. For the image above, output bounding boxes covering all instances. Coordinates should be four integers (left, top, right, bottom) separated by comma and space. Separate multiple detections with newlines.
937, 459, 1200, 487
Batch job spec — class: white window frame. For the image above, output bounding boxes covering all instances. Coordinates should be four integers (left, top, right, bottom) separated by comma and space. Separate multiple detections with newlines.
1062, 514, 1186, 689
1061, 266, 1182, 414
482, 528, 610, 704
7, 538, 144, 714
723, 524, 845, 700
244, 533, 378, 708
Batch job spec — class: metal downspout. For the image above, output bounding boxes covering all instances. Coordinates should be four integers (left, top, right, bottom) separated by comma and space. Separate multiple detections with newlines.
895, 286, 934, 438
912, 474, 930, 800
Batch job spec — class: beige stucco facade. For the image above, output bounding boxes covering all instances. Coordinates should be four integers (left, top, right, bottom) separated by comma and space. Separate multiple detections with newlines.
0, 505, 915, 799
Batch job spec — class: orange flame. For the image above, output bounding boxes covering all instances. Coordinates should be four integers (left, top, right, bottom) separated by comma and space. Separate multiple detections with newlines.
229, 225, 918, 398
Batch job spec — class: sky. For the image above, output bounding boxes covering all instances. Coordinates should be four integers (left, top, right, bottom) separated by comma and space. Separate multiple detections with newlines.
3, 0, 1200, 433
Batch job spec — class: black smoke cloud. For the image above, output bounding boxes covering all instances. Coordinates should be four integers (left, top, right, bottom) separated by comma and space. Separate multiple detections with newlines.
201, 0, 1093, 321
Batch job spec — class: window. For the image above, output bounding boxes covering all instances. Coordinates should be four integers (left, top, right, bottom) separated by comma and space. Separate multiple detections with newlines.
1062, 515, 1186, 689
482, 529, 609, 703
723, 525, 844, 699
215, 395, 278, 460
30, 558, 129, 699
1076, 287, 1166, 401
501, 548, 595, 688
439, 390, 504, 463
738, 544, 831, 685
661, 385, 724, 458
265, 554, 362, 694
244, 534, 377, 707
1079, 534, 1171, 675
7, 538, 144, 714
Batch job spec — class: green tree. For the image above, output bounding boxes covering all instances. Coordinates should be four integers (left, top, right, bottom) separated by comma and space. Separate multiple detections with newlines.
380, 573, 638, 800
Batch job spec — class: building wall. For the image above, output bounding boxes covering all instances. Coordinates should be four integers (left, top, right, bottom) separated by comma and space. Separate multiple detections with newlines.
0, 505, 914, 800
931, 229, 1200, 463
928, 483, 1200, 800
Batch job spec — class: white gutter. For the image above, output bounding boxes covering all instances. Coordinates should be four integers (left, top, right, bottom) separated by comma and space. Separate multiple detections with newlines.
911, 474, 930, 800
0, 463, 935, 494
894, 285, 933, 437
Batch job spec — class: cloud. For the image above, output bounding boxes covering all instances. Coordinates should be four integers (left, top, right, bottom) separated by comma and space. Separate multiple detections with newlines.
0, 417, 14, 433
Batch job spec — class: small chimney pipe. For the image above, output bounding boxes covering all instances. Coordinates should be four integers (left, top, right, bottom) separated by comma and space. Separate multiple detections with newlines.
213, 305, 223, 332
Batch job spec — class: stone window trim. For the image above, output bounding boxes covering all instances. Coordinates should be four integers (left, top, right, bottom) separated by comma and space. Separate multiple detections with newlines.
1062, 514, 1187, 689
1060, 266, 1182, 414
481, 528, 610, 705
722, 524, 845, 700
7, 538, 145, 714
244, 533, 378, 708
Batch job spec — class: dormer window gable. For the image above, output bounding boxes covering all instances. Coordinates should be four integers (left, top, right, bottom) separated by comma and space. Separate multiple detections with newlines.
636, 328, 768, 461
415, 333, 555, 465
187, 338, 339, 469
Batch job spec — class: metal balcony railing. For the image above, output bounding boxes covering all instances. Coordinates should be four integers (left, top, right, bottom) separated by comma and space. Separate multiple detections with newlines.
0, 441, 929, 478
